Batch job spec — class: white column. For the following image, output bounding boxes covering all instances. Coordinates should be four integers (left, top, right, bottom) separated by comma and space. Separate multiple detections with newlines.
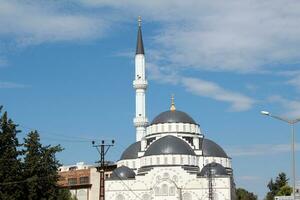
133, 54, 148, 141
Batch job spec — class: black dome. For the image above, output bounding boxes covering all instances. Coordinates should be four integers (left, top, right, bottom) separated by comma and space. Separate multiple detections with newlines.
144, 135, 196, 156
198, 162, 228, 177
202, 138, 228, 158
120, 141, 141, 160
151, 110, 197, 125
111, 166, 135, 179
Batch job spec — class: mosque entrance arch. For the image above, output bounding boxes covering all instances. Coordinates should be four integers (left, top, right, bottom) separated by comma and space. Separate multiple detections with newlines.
150, 176, 183, 200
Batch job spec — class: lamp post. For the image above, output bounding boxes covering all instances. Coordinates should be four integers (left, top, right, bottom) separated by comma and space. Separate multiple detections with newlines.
261, 110, 300, 199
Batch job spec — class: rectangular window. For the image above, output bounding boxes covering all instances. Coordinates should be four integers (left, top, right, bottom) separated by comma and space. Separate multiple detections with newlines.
68, 178, 77, 185
172, 157, 176, 164
164, 157, 168, 164
79, 176, 89, 184
156, 157, 160, 165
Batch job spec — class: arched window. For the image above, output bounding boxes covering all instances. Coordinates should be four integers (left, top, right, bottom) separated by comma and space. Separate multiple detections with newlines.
183, 192, 192, 200
115, 194, 125, 200
172, 157, 176, 164
169, 186, 175, 196
164, 157, 168, 164
161, 184, 168, 195
142, 194, 151, 200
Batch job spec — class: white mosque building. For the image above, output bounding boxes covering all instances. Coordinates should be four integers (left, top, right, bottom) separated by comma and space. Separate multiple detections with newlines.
106, 18, 236, 200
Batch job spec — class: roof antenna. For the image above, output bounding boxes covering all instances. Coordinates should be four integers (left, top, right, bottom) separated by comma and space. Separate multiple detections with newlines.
170, 94, 176, 111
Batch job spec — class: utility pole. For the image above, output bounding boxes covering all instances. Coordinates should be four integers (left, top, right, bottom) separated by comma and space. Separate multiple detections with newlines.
92, 140, 114, 200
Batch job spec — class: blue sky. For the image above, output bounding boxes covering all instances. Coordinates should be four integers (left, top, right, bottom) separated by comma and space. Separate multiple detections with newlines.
1, 0, 300, 198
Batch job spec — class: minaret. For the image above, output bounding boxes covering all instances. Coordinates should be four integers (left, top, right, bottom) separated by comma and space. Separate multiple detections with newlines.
133, 16, 148, 141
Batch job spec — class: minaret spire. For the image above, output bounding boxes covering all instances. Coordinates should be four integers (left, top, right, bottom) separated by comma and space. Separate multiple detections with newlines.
133, 16, 148, 141
136, 16, 145, 55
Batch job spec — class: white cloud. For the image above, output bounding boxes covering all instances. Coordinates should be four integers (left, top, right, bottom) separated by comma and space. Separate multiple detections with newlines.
78, 0, 300, 73
147, 63, 255, 111
181, 77, 255, 111
0, 81, 28, 89
226, 143, 300, 157
267, 95, 300, 118
0, 0, 107, 46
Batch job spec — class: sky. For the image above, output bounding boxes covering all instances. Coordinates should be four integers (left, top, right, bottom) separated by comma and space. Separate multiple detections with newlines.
0, 0, 300, 199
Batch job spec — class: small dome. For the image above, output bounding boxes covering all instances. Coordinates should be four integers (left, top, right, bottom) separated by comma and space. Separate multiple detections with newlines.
120, 141, 141, 160
198, 162, 228, 177
111, 166, 136, 179
151, 110, 197, 125
144, 135, 196, 156
202, 138, 228, 158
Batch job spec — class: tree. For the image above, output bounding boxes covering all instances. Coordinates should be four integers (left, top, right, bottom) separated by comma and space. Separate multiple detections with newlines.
57, 188, 78, 200
277, 185, 292, 196
23, 130, 63, 200
265, 172, 291, 200
236, 188, 257, 200
0, 107, 24, 200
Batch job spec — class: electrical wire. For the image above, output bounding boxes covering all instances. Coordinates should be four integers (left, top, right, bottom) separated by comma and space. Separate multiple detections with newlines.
0, 174, 58, 186
114, 172, 144, 200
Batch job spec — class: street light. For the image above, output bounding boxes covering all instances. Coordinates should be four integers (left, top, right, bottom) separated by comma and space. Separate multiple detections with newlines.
261, 110, 300, 200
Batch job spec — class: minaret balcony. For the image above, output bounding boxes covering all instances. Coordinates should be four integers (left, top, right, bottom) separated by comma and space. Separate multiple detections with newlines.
134, 117, 148, 127
133, 80, 148, 89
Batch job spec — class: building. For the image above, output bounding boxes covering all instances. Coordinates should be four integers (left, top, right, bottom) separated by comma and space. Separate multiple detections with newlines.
58, 162, 116, 200
105, 17, 236, 200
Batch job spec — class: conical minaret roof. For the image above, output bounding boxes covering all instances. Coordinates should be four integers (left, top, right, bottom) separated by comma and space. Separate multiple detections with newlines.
136, 16, 144, 55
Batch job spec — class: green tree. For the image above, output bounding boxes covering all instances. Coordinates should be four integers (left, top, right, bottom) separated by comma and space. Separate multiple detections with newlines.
23, 130, 63, 200
0, 106, 24, 200
265, 172, 291, 200
236, 188, 257, 200
277, 185, 293, 196
57, 188, 78, 200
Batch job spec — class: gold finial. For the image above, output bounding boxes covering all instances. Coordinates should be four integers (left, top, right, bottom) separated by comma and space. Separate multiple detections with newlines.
170, 94, 176, 111
138, 16, 142, 27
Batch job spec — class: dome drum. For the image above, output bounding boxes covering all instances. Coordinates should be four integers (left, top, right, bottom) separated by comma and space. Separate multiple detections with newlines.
146, 123, 201, 135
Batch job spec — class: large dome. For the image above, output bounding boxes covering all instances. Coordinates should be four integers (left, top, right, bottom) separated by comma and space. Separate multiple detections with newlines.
144, 135, 196, 156
151, 110, 197, 125
111, 166, 136, 179
198, 162, 228, 177
202, 138, 228, 158
120, 141, 141, 160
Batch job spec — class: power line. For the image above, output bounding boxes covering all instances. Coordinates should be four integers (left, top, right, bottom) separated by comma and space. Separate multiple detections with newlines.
0, 174, 58, 186
114, 172, 144, 200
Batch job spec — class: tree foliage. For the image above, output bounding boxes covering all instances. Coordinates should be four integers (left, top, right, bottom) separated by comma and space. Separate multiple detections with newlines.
0, 107, 24, 199
236, 188, 257, 200
23, 131, 63, 200
0, 106, 66, 200
265, 172, 292, 200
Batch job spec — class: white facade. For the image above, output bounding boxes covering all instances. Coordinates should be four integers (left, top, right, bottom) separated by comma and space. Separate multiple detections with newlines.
105, 18, 236, 200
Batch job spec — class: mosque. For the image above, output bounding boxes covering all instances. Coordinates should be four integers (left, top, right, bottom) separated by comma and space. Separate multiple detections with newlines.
105, 18, 236, 200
